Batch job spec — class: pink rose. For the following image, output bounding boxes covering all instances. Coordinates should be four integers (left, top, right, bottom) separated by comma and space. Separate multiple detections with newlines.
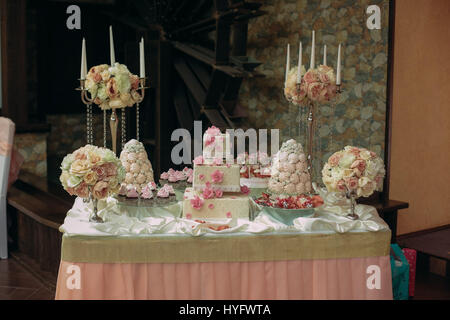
351, 160, 366, 174
186, 213, 192, 219
337, 179, 346, 191
93, 166, 107, 180
190, 196, 204, 210
187, 175, 193, 183
328, 153, 342, 167
213, 157, 223, 165
303, 69, 319, 84
345, 177, 358, 190
211, 170, 224, 183
226, 212, 232, 218
93, 181, 109, 199
101, 162, 117, 177
215, 188, 223, 198
240, 185, 250, 195
318, 72, 331, 83
74, 182, 89, 198
193, 155, 204, 165
199, 174, 205, 181
208, 204, 215, 210
106, 78, 118, 98
307, 82, 323, 102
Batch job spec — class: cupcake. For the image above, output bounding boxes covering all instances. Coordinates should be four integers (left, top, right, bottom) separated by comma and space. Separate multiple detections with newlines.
156, 187, 170, 205
140, 184, 154, 205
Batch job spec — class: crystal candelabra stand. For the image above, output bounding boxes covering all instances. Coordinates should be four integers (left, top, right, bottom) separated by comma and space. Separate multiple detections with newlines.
76, 77, 148, 154
295, 83, 343, 183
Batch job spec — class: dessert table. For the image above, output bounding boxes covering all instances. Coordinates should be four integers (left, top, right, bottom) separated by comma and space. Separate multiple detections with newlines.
55, 194, 393, 300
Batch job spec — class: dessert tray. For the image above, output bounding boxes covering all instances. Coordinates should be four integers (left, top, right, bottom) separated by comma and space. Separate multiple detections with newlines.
115, 195, 178, 208
252, 192, 324, 225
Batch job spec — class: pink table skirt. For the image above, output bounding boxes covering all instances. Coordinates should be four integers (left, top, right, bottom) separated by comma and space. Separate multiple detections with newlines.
55, 256, 392, 300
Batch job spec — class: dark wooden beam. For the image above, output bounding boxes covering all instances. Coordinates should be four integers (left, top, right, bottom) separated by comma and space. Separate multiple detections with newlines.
174, 55, 206, 107
204, 70, 227, 107
155, 40, 172, 178
185, 57, 211, 90
172, 41, 264, 78
173, 83, 194, 131
215, 16, 232, 65
1, 0, 28, 125
232, 21, 248, 56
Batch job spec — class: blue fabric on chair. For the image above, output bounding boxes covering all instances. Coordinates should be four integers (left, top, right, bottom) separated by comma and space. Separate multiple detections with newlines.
0, 117, 15, 259
390, 244, 410, 300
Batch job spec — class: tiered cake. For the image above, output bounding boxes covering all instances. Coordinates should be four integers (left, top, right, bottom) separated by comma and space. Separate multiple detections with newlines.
268, 139, 312, 195
183, 126, 250, 219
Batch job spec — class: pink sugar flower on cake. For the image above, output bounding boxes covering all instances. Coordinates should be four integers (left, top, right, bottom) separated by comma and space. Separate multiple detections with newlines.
211, 170, 224, 183
198, 174, 205, 181
212, 157, 223, 165
193, 155, 204, 165
187, 174, 193, 184
226, 212, 232, 218
186, 213, 192, 219
204, 135, 215, 147
202, 185, 215, 199
206, 126, 221, 136
214, 188, 223, 198
208, 204, 214, 210
240, 185, 250, 195
190, 196, 204, 210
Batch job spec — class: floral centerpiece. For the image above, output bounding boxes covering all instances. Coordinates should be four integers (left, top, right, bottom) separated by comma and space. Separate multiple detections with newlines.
85, 63, 142, 110
284, 65, 337, 106
321, 146, 385, 198
60, 145, 125, 200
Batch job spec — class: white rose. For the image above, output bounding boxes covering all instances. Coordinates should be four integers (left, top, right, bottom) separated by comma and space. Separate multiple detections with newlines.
339, 153, 356, 168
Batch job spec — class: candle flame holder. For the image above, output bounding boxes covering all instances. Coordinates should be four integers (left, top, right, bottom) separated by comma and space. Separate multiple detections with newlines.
291, 82, 343, 183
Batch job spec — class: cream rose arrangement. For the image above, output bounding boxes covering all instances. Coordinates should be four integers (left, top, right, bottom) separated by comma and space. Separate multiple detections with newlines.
284, 65, 337, 106
322, 146, 385, 198
85, 63, 142, 110
60, 145, 125, 199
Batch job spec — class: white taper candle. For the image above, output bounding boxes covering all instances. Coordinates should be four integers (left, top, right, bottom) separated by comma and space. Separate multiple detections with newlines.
109, 26, 116, 66
140, 38, 145, 78
323, 44, 327, 66
297, 42, 302, 84
336, 43, 342, 85
80, 38, 86, 80
285, 43, 290, 88
310, 30, 315, 70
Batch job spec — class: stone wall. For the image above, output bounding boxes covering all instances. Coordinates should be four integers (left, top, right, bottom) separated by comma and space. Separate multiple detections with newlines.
239, 0, 389, 180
